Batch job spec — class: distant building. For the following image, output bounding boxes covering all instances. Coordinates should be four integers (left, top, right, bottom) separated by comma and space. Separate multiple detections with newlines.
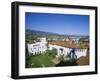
65, 37, 70, 41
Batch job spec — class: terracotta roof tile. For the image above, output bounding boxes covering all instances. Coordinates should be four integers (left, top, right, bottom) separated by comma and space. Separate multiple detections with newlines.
48, 41, 89, 49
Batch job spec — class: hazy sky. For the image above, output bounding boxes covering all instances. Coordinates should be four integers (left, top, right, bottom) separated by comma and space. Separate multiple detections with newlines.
25, 12, 89, 36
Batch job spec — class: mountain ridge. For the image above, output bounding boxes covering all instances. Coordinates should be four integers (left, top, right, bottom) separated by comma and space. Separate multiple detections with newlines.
26, 29, 89, 38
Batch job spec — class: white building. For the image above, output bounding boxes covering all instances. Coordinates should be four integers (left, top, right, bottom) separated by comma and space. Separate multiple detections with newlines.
27, 37, 88, 60
75, 49, 87, 58
49, 45, 71, 57
27, 38, 47, 55
48, 44, 87, 59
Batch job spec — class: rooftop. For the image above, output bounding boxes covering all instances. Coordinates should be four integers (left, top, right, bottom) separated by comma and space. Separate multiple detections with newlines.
48, 41, 89, 49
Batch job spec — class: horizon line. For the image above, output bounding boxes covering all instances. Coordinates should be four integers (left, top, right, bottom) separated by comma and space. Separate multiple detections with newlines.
26, 28, 89, 36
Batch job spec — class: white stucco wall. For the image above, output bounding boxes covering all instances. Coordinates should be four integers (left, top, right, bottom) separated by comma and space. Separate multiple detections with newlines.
49, 44, 71, 57
49, 44, 87, 59
27, 42, 47, 55
75, 49, 87, 59
27, 42, 87, 59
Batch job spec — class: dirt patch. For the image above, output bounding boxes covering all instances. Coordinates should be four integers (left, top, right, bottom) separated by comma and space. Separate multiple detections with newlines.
76, 55, 89, 65
52, 58, 60, 64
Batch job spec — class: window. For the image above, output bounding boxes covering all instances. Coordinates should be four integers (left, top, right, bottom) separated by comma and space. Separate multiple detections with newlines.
31, 48, 33, 52
34, 48, 36, 50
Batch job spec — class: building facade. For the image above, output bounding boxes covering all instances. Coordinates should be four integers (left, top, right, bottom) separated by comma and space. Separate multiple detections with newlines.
48, 44, 87, 59
27, 37, 88, 60
27, 38, 47, 55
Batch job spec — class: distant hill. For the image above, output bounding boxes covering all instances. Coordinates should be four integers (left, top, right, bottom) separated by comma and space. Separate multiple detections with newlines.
26, 29, 62, 37
26, 29, 89, 39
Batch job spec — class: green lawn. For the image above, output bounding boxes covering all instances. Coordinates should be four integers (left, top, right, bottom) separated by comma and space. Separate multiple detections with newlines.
26, 49, 78, 68
26, 53, 55, 68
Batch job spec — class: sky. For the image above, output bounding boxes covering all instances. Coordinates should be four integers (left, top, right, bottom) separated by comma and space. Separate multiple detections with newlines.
25, 12, 89, 36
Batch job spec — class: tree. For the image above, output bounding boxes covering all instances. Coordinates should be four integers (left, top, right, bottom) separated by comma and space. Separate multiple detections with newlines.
46, 48, 57, 57
52, 48, 57, 56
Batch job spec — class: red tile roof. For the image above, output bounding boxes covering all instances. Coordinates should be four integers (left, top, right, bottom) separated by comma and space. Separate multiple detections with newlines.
48, 41, 89, 49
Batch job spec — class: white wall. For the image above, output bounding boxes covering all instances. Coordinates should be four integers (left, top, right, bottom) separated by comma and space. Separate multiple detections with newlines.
0, 0, 99, 81
75, 49, 87, 58
27, 42, 47, 54
49, 44, 71, 56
